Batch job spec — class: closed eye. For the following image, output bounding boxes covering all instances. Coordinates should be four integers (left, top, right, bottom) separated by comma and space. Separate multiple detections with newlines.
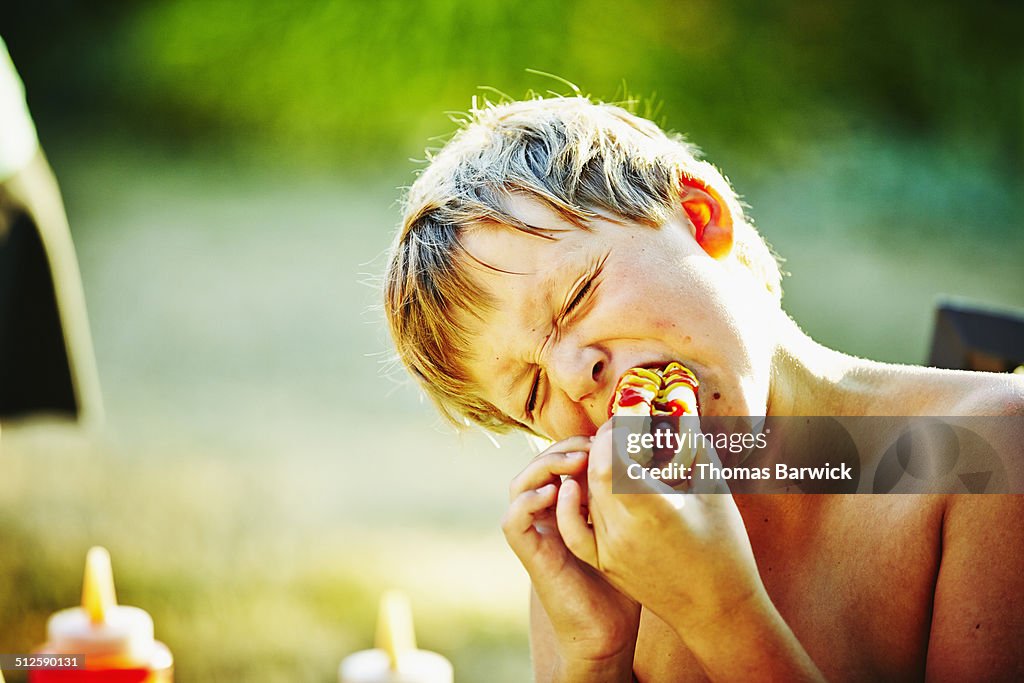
563, 254, 606, 320
564, 278, 593, 316
525, 369, 540, 419
526, 254, 605, 422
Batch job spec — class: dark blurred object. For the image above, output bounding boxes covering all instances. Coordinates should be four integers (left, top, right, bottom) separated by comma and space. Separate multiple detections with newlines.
0, 179, 74, 414
1, 37, 102, 424
928, 300, 1024, 373
0, 152, 103, 423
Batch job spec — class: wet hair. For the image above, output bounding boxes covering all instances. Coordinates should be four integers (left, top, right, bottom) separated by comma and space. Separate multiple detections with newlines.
385, 96, 781, 432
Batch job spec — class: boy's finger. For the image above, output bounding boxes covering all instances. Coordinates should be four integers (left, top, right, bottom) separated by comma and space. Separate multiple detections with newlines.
576, 469, 590, 505
538, 435, 593, 457
586, 421, 618, 502
500, 484, 557, 557
555, 478, 598, 567
588, 422, 661, 524
509, 450, 587, 501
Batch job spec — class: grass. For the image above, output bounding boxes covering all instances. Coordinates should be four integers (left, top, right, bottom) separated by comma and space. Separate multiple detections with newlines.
0, 422, 532, 682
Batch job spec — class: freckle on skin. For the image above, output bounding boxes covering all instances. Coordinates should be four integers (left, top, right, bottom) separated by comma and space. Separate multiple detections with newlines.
684, 335, 692, 343
713, 392, 721, 400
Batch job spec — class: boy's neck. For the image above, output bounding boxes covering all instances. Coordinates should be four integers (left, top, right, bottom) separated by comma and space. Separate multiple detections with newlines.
767, 314, 883, 417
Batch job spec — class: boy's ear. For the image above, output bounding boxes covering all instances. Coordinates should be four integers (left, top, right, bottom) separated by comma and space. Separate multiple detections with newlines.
679, 173, 733, 259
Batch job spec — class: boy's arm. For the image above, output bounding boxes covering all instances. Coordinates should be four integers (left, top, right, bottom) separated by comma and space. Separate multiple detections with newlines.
530, 588, 638, 683
529, 587, 560, 679
925, 495, 1024, 681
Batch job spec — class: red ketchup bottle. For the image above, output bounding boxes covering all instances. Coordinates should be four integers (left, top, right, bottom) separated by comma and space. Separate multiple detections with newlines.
31, 547, 173, 682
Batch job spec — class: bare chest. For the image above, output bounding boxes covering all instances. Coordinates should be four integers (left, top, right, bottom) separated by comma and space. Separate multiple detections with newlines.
634, 495, 946, 682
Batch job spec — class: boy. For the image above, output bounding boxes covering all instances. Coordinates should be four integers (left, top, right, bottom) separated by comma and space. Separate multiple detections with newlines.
385, 97, 1024, 681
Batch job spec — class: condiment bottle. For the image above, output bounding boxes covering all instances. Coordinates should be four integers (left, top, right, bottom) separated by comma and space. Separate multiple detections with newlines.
31, 547, 173, 682
339, 591, 452, 683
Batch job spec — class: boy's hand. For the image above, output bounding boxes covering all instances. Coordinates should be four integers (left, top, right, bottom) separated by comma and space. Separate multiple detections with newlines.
554, 422, 826, 680
502, 436, 641, 676
556, 421, 766, 641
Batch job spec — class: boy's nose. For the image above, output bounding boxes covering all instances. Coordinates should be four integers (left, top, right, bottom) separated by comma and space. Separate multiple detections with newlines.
549, 342, 608, 407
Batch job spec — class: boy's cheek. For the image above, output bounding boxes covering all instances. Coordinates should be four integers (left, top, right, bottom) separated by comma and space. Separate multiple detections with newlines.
651, 316, 685, 334
542, 405, 602, 441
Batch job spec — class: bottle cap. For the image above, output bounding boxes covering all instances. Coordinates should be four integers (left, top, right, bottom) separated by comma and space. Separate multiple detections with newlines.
339, 591, 452, 683
375, 591, 415, 669
45, 547, 156, 658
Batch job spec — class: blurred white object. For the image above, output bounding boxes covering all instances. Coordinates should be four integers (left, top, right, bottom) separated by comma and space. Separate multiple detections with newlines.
339, 591, 453, 683
0, 37, 38, 181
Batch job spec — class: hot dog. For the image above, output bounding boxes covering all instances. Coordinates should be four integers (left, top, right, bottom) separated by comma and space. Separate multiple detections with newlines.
611, 362, 700, 417
610, 362, 701, 480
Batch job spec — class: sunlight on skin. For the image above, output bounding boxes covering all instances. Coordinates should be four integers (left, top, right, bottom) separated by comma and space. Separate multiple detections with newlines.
663, 494, 687, 511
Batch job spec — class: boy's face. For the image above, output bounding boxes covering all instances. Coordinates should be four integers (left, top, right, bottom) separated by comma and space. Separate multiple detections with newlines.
459, 195, 778, 441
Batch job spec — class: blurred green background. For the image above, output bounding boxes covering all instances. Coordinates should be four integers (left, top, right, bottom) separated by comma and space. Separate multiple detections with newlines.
1, 1, 1022, 681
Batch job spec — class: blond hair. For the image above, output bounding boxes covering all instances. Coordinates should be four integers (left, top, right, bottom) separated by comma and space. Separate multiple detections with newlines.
385, 96, 781, 432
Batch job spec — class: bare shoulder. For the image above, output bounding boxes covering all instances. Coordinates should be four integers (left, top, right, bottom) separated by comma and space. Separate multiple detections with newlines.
944, 371, 1024, 491
949, 370, 1024, 416
859, 360, 1024, 417
924, 374, 1024, 678
875, 365, 1024, 491
893, 364, 1024, 416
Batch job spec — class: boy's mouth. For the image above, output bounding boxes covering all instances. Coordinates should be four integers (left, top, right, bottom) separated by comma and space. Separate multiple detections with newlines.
607, 362, 701, 418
